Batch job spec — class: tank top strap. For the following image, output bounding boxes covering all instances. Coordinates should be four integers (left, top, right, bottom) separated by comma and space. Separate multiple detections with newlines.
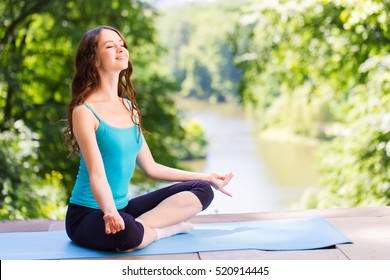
83, 103, 101, 121
124, 98, 138, 125
124, 98, 133, 113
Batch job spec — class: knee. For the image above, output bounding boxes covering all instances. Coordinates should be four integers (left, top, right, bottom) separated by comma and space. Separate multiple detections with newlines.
190, 180, 214, 211
115, 220, 144, 251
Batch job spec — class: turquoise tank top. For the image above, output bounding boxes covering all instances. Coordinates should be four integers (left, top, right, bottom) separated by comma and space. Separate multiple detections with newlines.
69, 100, 143, 209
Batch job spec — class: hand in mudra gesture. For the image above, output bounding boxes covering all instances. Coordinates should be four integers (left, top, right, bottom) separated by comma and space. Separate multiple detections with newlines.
103, 211, 125, 234
208, 172, 234, 197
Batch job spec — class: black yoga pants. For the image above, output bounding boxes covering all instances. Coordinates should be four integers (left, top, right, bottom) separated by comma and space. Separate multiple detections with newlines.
65, 180, 214, 251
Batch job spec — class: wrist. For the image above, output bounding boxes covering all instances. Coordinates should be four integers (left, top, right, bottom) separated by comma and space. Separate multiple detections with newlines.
102, 207, 117, 217
202, 173, 213, 182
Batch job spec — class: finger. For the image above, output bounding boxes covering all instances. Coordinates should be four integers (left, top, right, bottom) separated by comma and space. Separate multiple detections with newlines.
221, 190, 233, 197
220, 186, 233, 197
116, 216, 125, 231
217, 172, 232, 184
105, 223, 111, 234
109, 221, 119, 234
104, 214, 115, 234
219, 176, 233, 188
116, 221, 124, 232
225, 172, 234, 180
223, 174, 234, 184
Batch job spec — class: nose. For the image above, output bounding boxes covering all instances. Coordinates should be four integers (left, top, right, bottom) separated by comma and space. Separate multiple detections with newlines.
116, 44, 125, 52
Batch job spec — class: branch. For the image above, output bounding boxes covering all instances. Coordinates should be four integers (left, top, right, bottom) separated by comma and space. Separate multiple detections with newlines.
1, 0, 51, 46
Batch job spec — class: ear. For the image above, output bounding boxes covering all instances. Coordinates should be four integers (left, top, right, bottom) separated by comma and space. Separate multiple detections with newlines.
95, 55, 100, 68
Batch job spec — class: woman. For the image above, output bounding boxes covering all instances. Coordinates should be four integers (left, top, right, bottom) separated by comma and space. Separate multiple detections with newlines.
63, 26, 234, 252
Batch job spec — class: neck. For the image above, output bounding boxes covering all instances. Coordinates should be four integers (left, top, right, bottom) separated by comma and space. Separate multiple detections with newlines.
95, 72, 120, 102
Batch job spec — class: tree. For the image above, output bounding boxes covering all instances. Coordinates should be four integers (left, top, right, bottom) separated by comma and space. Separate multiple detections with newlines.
228, 0, 390, 208
0, 0, 186, 219
156, 0, 243, 102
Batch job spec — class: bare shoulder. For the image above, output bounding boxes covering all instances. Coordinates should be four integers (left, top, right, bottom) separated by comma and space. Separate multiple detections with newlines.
73, 104, 91, 117
72, 104, 97, 129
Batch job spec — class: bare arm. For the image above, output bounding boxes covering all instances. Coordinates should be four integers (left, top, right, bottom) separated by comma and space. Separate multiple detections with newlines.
136, 134, 234, 196
72, 106, 124, 234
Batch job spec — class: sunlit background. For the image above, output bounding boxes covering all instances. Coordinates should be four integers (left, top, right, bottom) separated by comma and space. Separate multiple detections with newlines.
1, 0, 389, 219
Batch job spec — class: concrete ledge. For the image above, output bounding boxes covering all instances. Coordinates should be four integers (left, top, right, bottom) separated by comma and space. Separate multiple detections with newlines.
1, 206, 389, 260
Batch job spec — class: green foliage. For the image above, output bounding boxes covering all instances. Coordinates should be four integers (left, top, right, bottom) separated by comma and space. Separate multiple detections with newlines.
229, 0, 390, 208
156, 0, 244, 102
170, 119, 208, 160
304, 55, 390, 208
2, 0, 388, 218
0, 0, 192, 219
0, 121, 67, 219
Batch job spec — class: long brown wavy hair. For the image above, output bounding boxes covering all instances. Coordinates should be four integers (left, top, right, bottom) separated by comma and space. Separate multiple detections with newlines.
63, 26, 142, 155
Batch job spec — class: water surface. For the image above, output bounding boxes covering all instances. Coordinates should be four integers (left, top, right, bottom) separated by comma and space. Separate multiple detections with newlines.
177, 99, 320, 214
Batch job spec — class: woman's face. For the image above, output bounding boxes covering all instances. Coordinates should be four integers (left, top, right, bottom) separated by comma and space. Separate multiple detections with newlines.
95, 29, 129, 73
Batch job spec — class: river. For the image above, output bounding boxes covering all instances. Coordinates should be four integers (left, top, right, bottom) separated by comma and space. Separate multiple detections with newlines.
176, 98, 320, 214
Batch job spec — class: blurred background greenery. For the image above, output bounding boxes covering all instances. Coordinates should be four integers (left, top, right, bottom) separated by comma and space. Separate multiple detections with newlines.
1, 0, 389, 220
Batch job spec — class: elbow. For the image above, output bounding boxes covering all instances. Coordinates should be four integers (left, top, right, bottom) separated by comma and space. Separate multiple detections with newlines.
89, 172, 106, 185
143, 170, 159, 180
139, 162, 161, 180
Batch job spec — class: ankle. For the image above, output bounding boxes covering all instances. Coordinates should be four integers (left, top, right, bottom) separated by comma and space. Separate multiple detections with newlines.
155, 222, 193, 240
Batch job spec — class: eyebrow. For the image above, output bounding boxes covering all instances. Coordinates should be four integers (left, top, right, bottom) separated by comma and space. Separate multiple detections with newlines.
103, 39, 124, 45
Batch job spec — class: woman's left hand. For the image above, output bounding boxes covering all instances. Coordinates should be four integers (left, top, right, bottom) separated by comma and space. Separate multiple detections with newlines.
208, 172, 234, 197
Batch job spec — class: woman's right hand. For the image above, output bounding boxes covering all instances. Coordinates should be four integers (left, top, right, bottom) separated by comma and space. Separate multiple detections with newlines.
103, 211, 125, 234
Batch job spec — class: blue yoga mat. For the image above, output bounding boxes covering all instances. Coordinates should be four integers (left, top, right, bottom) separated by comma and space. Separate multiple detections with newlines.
0, 216, 351, 260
